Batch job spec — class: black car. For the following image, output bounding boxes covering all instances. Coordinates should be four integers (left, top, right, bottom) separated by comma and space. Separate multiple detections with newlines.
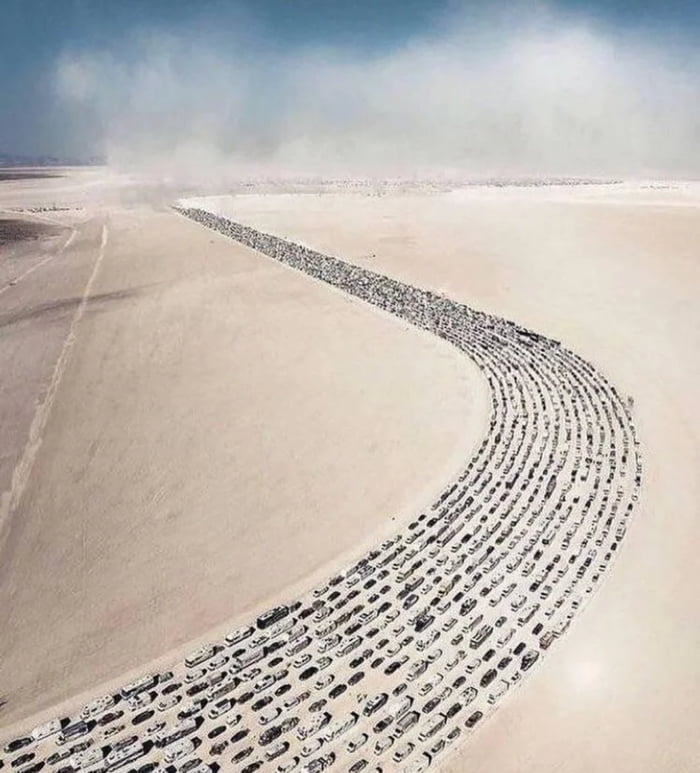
350, 655, 365, 669
392, 682, 408, 697
373, 716, 393, 733
275, 683, 291, 697
371, 657, 385, 669
299, 607, 315, 620
231, 748, 252, 765
299, 667, 318, 681
268, 656, 283, 668
445, 702, 463, 719
231, 729, 250, 744
242, 761, 263, 773
15, 765, 42, 773
210, 741, 229, 756
452, 676, 467, 690
422, 697, 441, 714
186, 682, 208, 697
237, 691, 254, 704
348, 671, 365, 686
208, 725, 226, 739
329, 684, 347, 699
132, 709, 154, 725
465, 710, 483, 728
349, 760, 368, 773
98, 710, 125, 725
309, 699, 327, 713
252, 696, 273, 711
161, 682, 181, 696
346, 622, 361, 636
532, 623, 544, 636
513, 642, 526, 656
483, 648, 496, 662
3, 740, 32, 755
11, 754, 35, 768
46, 751, 71, 766
480, 669, 497, 688
384, 660, 404, 676
376, 638, 390, 650
136, 764, 159, 773
497, 656, 512, 670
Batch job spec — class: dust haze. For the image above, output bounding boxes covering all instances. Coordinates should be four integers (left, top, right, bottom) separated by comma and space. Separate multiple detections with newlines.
49, 3, 700, 179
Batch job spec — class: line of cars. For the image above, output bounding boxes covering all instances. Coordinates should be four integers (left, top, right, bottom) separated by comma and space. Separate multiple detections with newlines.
0, 211, 641, 773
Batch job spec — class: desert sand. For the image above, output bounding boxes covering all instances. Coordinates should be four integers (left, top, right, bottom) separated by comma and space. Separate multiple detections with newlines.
0, 172, 697, 773
199, 184, 700, 772
0, 173, 483, 724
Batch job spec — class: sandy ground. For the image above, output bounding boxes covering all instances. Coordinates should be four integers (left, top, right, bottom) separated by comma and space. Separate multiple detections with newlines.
0, 176, 482, 724
195, 184, 700, 772
0, 172, 698, 772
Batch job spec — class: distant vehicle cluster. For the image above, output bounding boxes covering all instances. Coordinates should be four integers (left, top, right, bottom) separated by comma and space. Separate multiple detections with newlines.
0, 209, 642, 773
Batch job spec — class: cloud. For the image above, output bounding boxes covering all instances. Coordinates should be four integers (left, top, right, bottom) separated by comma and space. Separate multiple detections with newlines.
52, 3, 700, 178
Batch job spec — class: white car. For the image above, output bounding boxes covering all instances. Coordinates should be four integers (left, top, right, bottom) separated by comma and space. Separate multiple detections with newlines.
466, 657, 481, 674
300, 738, 323, 758
347, 733, 369, 754
488, 679, 510, 704
392, 742, 415, 763
157, 695, 180, 712
259, 707, 282, 726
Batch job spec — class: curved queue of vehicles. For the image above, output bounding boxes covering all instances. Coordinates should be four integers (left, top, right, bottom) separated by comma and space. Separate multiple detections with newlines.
1, 211, 641, 773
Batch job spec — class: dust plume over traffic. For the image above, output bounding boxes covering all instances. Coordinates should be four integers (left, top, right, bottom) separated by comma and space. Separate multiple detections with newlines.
52, 3, 700, 179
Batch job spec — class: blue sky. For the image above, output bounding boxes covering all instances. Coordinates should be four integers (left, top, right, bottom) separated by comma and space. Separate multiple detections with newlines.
1, 1, 699, 172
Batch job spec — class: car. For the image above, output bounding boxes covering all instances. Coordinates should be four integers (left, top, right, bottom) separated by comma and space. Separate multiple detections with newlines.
392, 743, 415, 763
158, 695, 181, 712
488, 679, 510, 704
465, 710, 483, 728
3, 739, 32, 755
495, 616, 507, 628
231, 729, 250, 745
277, 758, 300, 773
300, 739, 322, 758
329, 683, 347, 699
309, 699, 328, 713
11, 754, 35, 768
348, 760, 368, 773
374, 736, 394, 756
347, 734, 369, 754
348, 671, 365, 686
103, 723, 125, 738
483, 648, 496, 662
132, 709, 154, 725
252, 696, 273, 712
210, 740, 229, 756
497, 656, 512, 670
513, 642, 526, 656
384, 656, 408, 676
532, 623, 544, 636
465, 658, 481, 674
208, 725, 226, 739
284, 691, 310, 710
242, 761, 263, 773
480, 669, 497, 688
98, 710, 125, 726
46, 751, 71, 766
259, 707, 282, 725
